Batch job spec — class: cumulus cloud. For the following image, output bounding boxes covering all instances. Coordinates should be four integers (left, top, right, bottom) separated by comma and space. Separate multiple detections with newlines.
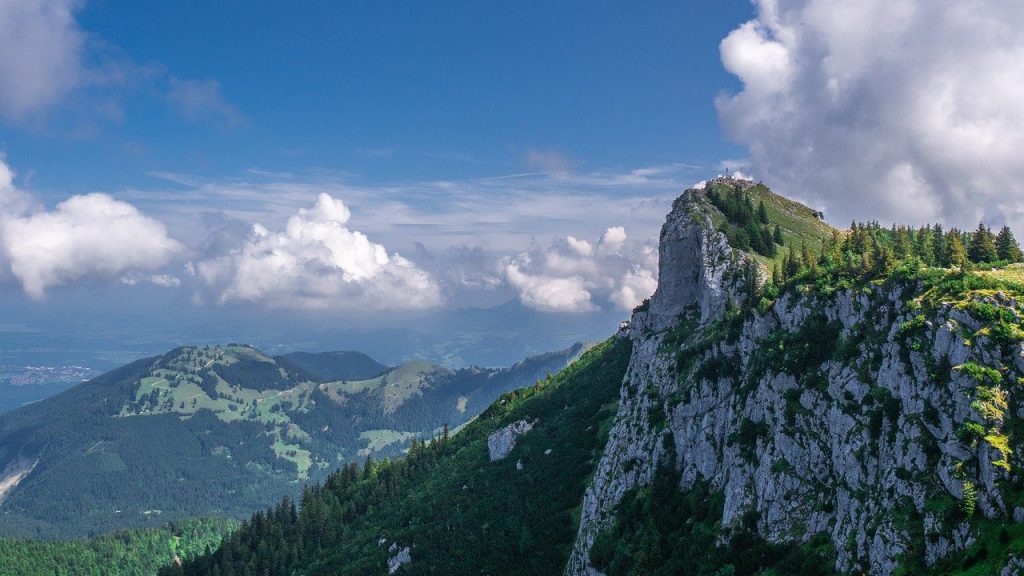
717, 0, 1024, 232
196, 193, 442, 310
503, 227, 657, 313
0, 0, 84, 121
0, 158, 183, 298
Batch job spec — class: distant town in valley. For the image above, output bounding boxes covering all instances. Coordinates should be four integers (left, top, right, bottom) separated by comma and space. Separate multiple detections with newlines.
1, 365, 100, 387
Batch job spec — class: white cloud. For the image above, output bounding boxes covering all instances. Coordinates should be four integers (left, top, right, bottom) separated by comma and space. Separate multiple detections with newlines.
0, 0, 84, 121
610, 267, 658, 312
0, 158, 183, 298
718, 0, 1024, 232
599, 226, 627, 254
0, 158, 35, 215
505, 264, 595, 313
120, 273, 181, 287
503, 227, 657, 313
197, 193, 442, 310
120, 162, 686, 313
566, 236, 593, 257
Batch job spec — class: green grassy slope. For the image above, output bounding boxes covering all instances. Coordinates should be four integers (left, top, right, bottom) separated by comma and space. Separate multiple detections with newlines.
703, 177, 836, 270
166, 337, 631, 576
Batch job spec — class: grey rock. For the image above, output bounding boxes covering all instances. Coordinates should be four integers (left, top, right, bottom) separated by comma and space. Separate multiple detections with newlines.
387, 546, 411, 575
487, 419, 534, 461
1002, 556, 1024, 576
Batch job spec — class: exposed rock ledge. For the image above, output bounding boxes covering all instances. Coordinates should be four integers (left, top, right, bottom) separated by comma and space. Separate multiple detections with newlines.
0, 458, 38, 505
388, 546, 411, 574
488, 419, 534, 461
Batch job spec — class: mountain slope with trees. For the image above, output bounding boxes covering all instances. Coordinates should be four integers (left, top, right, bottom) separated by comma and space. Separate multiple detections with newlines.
0, 518, 234, 576
165, 337, 632, 576
0, 344, 584, 539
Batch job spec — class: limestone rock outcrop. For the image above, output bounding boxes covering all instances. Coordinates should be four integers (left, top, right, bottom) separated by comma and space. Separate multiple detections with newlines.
488, 419, 535, 462
567, 183, 1024, 575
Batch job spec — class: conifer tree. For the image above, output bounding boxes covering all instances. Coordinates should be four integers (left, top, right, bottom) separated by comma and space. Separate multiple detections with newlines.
742, 259, 761, 300
871, 243, 895, 277
801, 242, 816, 273
757, 200, 769, 224
859, 250, 873, 276
947, 232, 968, 269
894, 227, 913, 260
916, 225, 935, 266
849, 223, 868, 254
773, 224, 784, 245
783, 249, 800, 280
968, 222, 998, 263
996, 225, 1023, 262
932, 225, 946, 266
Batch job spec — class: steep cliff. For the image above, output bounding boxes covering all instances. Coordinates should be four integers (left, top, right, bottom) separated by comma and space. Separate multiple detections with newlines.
569, 179, 1024, 575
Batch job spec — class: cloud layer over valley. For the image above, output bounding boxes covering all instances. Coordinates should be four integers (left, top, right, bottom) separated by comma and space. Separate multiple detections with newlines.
0, 156, 667, 313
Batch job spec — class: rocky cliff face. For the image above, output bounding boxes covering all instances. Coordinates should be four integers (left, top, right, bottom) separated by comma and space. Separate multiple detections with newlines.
567, 183, 1024, 575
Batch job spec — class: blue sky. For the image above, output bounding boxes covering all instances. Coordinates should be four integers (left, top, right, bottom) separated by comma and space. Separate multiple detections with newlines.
0, 1, 753, 319
6, 1, 750, 194
2, 0, 1023, 366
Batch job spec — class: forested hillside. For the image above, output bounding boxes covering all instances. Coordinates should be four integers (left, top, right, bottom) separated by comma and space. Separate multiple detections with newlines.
275, 351, 387, 382
165, 338, 630, 576
0, 344, 583, 539
0, 518, 234, 576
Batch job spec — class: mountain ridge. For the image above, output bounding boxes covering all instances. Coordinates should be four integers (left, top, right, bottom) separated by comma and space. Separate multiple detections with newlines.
0, 342, 586, 539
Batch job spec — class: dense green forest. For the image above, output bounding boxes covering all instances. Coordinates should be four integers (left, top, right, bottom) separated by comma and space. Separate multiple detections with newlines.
763, 218, 1022, 291
276, 351, 387, 382
163, 337, 631, 576
0, 518, 234, 576
690, 182, 1024, 319
706, 183, 783, 258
